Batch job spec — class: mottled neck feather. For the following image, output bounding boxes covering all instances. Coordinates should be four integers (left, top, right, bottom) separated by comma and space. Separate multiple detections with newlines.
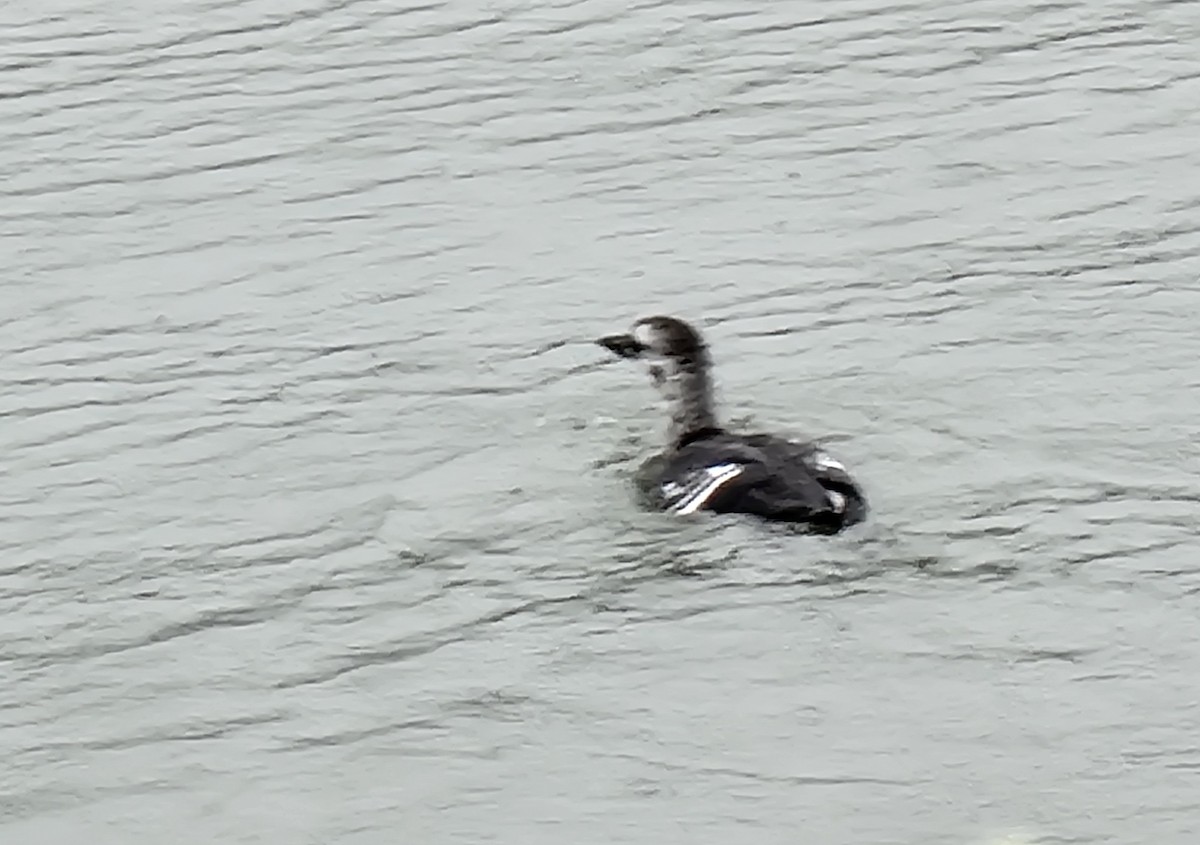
665, 361, 719, 449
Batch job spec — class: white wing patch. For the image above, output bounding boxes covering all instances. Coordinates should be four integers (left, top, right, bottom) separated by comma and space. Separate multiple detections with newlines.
663, 462, 745, 515
811, 451, 846, 472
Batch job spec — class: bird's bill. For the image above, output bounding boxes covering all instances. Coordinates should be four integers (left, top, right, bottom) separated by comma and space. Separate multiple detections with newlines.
595, 333, 647, 359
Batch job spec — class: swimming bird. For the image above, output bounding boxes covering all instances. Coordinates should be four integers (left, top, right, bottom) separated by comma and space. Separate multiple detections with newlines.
595, 315, 867, 534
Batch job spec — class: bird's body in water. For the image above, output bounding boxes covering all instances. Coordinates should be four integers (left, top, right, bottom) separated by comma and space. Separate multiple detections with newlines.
596, 315, 867, 534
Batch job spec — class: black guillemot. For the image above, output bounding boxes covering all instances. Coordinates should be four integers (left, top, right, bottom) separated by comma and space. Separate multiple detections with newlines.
596, 315, 867, 534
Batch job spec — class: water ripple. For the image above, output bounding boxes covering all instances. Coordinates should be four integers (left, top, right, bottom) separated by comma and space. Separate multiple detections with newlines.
4, 0, 1200, 841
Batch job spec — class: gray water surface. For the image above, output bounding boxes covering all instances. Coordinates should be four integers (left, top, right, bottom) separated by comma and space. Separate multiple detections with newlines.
3, 0, 1200, 843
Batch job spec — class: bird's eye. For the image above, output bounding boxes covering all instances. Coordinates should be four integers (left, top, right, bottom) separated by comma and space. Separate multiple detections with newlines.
649, 365, 665, 386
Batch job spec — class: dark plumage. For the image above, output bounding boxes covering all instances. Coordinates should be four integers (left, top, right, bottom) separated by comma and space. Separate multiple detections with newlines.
596, 315, 867, 534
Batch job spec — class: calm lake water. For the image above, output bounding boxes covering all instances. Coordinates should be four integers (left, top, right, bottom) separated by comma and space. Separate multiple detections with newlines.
3, 0, 1200, 842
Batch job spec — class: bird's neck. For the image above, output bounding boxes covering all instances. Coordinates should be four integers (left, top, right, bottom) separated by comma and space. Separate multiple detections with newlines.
665, 364, 720, 449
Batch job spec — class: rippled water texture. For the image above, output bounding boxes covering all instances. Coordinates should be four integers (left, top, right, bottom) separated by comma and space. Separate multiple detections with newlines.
3, 0, 1200, 842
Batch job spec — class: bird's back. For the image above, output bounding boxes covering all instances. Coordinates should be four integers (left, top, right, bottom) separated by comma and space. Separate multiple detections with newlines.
637, 429, 867, 532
